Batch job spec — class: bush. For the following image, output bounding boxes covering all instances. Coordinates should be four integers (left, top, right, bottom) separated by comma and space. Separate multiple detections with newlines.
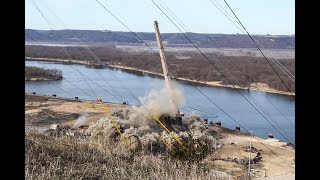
170, 131, 214, 162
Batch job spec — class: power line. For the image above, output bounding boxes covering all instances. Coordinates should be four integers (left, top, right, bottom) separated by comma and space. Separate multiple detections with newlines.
31, 2, 140, 102
28, 0, 102, 99
252, 92, 295, 128
25, 63, 75, 99
208, 0, 295, 82
161, 0, 295, 130
95, 0, 160, 56
95, 1, 239, 120
270, 58, 295, 82
27, 32, 187, 149
153, 0, 295, 130
35, 0, 251, 139
34, 1, 261, 150
32, 0, 294, 144
26, 33, 126, 104
208, 0, 246, 34
26, 42, 186, 149
25, 35, 96, 99
26, 0, 294, 169
96, 1, 236, 124
31, 0, 168, 115
95, 0, 255, 129
221, 0, 295, 97
34, 0, 142, 105
152, 0, 294, 145
207, 0, 295, 87
28, 0, 196, 144
97, 0, 295, 144
155, 0, 248, 88
156, 0, 191, 33
25, 34, 159, 127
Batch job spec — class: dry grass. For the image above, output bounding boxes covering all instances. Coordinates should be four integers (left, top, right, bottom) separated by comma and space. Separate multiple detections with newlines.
25, 131, 241, 180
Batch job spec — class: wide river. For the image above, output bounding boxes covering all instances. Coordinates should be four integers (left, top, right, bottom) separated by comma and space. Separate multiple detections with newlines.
25, 61, 295, 143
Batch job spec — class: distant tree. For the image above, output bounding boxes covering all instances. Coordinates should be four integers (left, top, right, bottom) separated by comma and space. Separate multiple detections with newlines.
25, 45, 295, 93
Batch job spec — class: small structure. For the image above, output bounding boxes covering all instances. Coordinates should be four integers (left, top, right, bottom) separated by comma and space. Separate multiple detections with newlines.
49, 124, 59, 130
236, 126, 240, 131
268, 134, 274, 139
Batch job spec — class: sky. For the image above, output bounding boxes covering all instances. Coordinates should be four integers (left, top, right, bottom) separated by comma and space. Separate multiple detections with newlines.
25, 0, 295, 35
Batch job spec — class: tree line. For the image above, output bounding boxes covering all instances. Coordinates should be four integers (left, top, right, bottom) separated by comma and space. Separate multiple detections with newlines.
25, 45, 295, 92
25, 66, 63, 80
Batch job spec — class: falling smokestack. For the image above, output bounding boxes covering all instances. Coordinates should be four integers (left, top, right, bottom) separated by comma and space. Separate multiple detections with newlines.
153, 20, 180, 117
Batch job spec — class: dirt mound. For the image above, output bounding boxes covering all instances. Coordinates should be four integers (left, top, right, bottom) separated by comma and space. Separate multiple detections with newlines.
85, 108, 221, 156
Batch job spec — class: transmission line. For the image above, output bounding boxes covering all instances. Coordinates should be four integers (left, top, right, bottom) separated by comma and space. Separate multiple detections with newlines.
156, 0, 295, 128
27, 0, 296, 169
221, 0, 295, 97
208, 0, 295, 82
152, 0, 294, 144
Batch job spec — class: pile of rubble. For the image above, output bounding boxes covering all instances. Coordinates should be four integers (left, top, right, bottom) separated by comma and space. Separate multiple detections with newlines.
83, 108, 221, 154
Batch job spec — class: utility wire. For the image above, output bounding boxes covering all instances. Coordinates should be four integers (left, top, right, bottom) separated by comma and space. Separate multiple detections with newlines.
25, 34, 167, 132
270, 58, 295, 82
35, 0, 143, 103
32, 0, 294, 144
28, 1, 195, 149
208, 0, 245, 34
152, 0, 293, 144
25, 63, 74, 99
221, 0, 295, 97
95, 0, 254, 129
152, 0, 295, 164
28, 0, 101, 98
97, 0, 295, 144
156, 0, 295, 128
95, 0, 243, 123
36, 0, 247, 134
27, 0, 296, 169
209, 0, 295, 82
25, 34, 96, 99
34, 0, 249, 140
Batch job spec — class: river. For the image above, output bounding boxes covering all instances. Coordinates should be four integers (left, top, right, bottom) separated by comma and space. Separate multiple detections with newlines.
25, 61, 295, 143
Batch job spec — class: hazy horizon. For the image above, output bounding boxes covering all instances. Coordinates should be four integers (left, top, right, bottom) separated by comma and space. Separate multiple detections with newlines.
25, 28, 295, 36
26, 0, 294, 35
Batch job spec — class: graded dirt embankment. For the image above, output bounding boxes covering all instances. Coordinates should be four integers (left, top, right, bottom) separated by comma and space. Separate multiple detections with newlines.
25, 94, 125, 129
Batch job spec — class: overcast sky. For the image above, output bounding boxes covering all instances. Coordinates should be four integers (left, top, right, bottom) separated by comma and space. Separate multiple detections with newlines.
25, 0, 295, 35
